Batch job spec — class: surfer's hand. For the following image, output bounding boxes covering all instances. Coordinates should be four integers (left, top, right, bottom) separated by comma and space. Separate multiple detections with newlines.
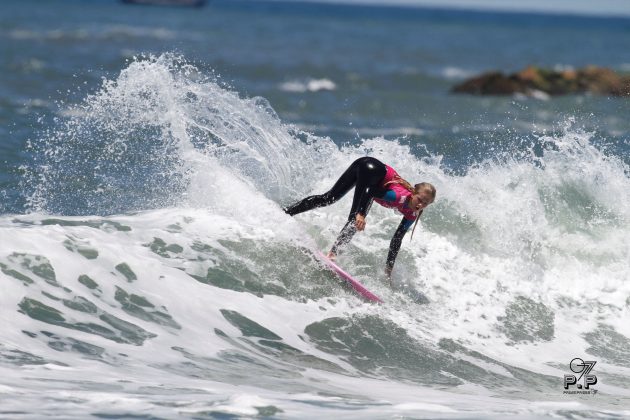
385, 266, 393, 280
354, 214, 366, 231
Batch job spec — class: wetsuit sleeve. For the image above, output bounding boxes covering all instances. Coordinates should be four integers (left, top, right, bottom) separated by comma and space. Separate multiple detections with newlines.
386, 217, 414, 271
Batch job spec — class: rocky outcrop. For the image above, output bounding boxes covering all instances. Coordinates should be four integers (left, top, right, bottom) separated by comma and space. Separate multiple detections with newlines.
452, 66, 630, 97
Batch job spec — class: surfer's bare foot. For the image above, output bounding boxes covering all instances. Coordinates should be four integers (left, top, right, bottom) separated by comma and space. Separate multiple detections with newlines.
327, 251, 337, 261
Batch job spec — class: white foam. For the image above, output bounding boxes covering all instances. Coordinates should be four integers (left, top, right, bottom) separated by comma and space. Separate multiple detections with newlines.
279, 78, 337, 92
442, 66, 475, 80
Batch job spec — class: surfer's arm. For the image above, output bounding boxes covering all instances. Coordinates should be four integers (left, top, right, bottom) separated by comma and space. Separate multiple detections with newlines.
352, 189, 395, 234
385, 217, 414, 278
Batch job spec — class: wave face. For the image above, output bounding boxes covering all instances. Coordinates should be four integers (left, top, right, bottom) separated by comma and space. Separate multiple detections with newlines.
3, 54, 630, 418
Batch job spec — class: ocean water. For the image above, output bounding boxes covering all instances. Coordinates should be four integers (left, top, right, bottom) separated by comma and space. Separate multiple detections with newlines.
1, 0, 630, 418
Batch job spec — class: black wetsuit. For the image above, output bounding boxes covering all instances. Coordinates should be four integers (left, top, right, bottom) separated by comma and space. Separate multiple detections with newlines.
283, 157, 417, 272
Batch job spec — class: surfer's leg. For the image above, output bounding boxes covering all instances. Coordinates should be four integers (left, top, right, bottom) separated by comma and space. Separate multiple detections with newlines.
328, 157, 384, 255
348, 157, 386, 218
283, 159, 360, 216
329, 199, 373, 255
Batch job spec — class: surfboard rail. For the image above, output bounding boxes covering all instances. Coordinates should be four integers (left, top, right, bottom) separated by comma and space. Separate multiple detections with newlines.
317, 252, 384, 303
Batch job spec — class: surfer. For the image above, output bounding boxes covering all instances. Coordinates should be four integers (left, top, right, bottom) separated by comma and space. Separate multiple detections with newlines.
283, 156, 435, 278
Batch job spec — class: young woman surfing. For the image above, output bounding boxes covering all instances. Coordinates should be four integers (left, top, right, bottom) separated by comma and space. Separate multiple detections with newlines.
283, 156, 436, 278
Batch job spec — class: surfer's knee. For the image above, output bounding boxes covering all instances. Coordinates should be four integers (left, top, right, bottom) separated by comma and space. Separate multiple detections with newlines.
321, 191, 341, 205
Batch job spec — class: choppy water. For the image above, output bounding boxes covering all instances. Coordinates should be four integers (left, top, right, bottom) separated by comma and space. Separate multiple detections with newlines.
1, 0, 630, 418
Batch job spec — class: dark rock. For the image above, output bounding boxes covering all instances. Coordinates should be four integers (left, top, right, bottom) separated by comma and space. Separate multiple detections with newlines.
452, 65, 630, 97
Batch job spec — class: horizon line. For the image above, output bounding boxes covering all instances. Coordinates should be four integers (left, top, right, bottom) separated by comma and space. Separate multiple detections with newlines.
245, 0, 630, 19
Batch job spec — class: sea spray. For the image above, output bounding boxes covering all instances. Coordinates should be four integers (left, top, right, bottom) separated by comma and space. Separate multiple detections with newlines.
22, 54, 336, 215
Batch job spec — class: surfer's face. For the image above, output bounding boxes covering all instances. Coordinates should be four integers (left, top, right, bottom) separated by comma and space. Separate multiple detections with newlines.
409, 191, 434, 211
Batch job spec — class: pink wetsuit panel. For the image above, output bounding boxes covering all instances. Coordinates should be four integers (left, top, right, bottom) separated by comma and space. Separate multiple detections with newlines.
374, 166, 418, 221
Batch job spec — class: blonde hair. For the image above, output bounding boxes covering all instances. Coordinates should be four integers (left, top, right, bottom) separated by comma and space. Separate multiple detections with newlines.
384, 177, 436, 240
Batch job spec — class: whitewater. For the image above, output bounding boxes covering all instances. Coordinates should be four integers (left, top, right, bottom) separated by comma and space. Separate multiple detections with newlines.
1, 54, 629, 418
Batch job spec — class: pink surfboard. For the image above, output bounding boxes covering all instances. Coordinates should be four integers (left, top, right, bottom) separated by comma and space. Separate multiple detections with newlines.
317, 252, 384, 303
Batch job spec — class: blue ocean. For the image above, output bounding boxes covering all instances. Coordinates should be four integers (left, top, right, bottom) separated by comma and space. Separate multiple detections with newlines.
1, 0, 630, 417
